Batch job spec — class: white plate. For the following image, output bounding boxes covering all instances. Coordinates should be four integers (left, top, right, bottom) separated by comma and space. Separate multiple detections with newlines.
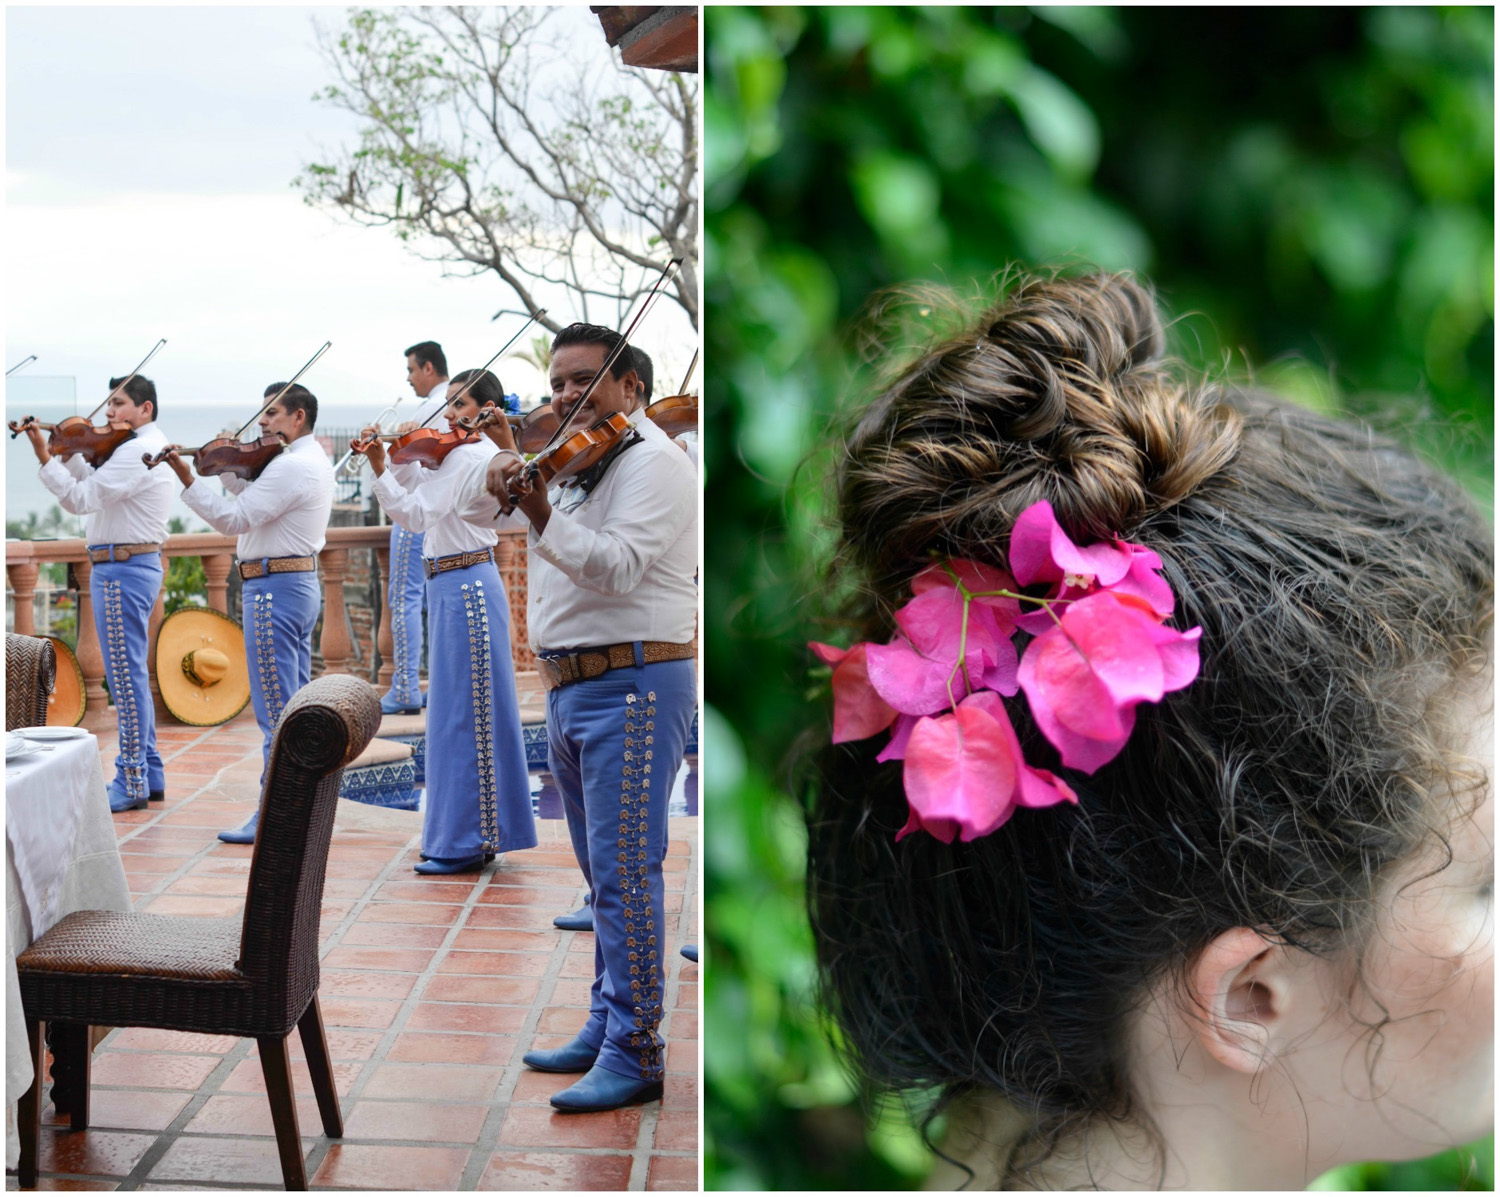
15, 726, 90, 741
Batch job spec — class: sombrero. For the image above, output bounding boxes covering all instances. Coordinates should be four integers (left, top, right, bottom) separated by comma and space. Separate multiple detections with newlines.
155, 607, 250, 726
44, 636, 85, 727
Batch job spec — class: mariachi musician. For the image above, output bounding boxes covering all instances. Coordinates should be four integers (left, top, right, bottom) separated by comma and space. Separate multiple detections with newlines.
349, 368, 537, 874
383, 340, 450, 715
160, 383, 334, 844
466, 322, 697, 1115
21, 375, 175, 812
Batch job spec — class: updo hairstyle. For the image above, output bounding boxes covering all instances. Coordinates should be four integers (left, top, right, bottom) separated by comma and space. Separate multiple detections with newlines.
803, 271, 1493, 1182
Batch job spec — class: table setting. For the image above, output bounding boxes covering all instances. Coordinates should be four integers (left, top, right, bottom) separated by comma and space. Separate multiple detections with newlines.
5, 724, 130, 1169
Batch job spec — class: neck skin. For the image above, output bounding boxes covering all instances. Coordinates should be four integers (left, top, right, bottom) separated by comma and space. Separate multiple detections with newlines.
1012, 1001, 1331, 1191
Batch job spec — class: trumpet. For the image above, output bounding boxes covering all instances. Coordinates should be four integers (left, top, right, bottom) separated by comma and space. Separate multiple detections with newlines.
333, 400, 405, 476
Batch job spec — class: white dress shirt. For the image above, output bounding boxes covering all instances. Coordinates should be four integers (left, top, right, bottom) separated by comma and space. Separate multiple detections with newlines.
371, 439, 500, 559
461, 415, 697, 650
180, 433, 335, 559
38, 421, 175, 545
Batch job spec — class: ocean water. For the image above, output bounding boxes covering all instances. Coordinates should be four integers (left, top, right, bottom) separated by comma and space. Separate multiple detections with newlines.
5, 398, 405, 532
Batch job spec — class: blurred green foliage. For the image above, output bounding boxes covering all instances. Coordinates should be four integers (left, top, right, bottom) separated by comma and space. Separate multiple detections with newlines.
704, 6, 1493, 1190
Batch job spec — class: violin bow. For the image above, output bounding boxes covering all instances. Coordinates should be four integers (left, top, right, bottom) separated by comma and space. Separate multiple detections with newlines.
676, 347, 699, 396
439, 308, 548, 432
90, 338, 167, 420
528, 258, 681, 460
493, 258, 680, 515
231, 341, 332, 440
6, 355, 37, 377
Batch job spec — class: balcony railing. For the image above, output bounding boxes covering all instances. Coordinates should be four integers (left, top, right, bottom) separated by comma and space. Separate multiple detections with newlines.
5, 527, 534, 722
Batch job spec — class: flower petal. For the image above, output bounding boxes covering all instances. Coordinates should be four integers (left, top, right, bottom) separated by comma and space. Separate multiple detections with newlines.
1010, 499, 1132, 587
876, 713, 919, 762
902, 704, 1024, 841
866, 638, 961, 716
1105, 547, 1175, 618
830, 643, 899, 743
808, 641, 848, 666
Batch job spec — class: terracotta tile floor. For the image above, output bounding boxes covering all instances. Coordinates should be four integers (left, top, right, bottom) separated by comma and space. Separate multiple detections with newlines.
11, 703, 700, 1191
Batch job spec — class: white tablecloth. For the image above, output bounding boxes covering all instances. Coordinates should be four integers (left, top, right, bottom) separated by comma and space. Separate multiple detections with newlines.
5, 730, 130, 1169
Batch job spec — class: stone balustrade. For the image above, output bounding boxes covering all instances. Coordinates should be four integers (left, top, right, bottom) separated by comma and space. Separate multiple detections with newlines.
5, 527, 533, 724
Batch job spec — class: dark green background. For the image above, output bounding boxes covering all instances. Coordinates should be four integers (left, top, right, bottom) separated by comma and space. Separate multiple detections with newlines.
703, 6, 1493, 1190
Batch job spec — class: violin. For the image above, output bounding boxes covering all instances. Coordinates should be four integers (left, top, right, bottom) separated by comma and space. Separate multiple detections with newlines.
475, 391, 695, 454
350, 311, 547, 472
388, 425, 483, 468
9, 338, 166, 467
642, 393, 697, 438
508, 405, 559, 454
507, 413, 633, 500
9, 417, 138, 467
145, 341, 331, 481
146, 434, 286, 481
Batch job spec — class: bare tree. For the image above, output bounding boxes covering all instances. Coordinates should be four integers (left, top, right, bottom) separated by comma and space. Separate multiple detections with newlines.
297, 7, 699, 331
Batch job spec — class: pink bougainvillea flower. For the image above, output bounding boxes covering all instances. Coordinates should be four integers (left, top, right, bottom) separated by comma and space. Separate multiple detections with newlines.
1009, 499, 1133, 590
1107, 544, 1175, 619
1017, 590, 1201, 772
867, 581, 1020, 714
809, 641, 898, 744
896, 692, 1078, 842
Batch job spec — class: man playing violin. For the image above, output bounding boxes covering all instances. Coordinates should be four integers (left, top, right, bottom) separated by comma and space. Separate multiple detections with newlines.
474, 323, 697, 1114
381, 340, 450, 716
24, 375, 175, 812
350, 368, 535, 873
160, 383, 335, 844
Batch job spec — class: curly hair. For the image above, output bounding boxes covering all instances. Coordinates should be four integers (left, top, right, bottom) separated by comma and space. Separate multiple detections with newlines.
801, 271, 1493, 1184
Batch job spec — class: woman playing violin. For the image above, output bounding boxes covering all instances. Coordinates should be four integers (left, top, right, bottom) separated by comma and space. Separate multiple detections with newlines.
350, 368, 536, 874
161, 384, 335, 844
23, 375, 176, 812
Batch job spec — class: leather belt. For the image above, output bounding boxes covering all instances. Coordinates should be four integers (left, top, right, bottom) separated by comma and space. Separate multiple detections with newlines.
537, 639, 696, 692
423, 547, 495, 580
239, 556, 316, 580
88, 542, 161, 563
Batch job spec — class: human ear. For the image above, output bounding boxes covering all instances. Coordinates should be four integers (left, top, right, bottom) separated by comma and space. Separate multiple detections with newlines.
1187, 927, 1296, 1074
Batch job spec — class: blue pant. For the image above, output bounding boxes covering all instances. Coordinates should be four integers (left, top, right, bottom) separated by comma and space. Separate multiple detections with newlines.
243, 569, 320, 780
89, 551, 165, 804
546, 655, 695, 1081
423, 563, 536, 857
384, 525, 426, 707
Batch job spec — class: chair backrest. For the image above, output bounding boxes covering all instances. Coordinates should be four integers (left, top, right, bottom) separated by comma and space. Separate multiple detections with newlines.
6, 633, 57, 731
236, 674, 380, 1034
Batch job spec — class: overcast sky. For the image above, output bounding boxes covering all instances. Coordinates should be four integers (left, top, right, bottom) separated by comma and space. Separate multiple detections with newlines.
5, 5, 697, 430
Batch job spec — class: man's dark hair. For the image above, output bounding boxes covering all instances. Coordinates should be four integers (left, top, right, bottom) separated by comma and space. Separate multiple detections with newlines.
405, 341, 448, 378
551, 323, 635, 381
263, 382, 318, 430
108, 374, 158, 422
632, 347, 655, 404
448, 368, 504, 410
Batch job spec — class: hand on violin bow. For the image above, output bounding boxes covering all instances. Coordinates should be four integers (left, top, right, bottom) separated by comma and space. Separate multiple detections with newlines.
350, 426, 387, 475
486, 452, 550, 531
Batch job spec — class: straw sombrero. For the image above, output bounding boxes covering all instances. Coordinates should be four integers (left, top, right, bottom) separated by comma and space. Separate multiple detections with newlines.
155, 607, 250, 726
44, 636, 85, 727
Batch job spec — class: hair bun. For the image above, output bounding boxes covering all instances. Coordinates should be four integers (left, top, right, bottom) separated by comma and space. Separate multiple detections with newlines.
840, 271, 1242, 589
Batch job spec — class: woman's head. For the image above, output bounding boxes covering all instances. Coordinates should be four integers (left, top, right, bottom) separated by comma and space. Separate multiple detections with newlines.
803, 271, 1492, 1185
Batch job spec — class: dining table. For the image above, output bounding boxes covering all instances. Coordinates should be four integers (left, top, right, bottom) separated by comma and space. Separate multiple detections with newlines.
5, 726, 130, 1171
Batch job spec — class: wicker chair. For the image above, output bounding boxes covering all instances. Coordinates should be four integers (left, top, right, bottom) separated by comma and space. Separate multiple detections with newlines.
6, 633, 57, 731
15, 674, 381, 1191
